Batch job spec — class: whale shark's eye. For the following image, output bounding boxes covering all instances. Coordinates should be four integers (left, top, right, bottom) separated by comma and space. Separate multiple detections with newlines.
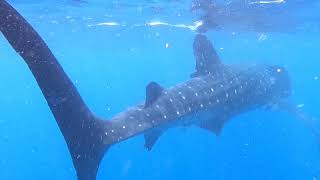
276, 68, 282, 73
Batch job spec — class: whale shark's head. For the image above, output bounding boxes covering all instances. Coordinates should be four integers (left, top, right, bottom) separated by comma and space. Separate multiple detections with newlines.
266, 65, 292, 100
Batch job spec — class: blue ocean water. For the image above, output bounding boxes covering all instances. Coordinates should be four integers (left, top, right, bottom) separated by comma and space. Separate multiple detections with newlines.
0, 0, 320, 179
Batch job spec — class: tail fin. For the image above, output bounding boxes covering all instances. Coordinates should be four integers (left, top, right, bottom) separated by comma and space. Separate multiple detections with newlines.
0, 1, 114, 179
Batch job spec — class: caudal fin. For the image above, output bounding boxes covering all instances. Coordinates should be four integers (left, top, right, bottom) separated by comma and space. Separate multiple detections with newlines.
0, 1, 116, 179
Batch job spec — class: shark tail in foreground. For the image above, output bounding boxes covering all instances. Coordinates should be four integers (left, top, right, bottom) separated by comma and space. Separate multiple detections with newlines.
0, 1, 116, 179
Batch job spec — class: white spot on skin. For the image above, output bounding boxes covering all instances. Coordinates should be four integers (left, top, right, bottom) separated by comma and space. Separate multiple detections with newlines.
146, 113, 150, 117
277, 68, 281, 73
188, 107, 192, 111
138, 124, 142, 127
178, 91, 182, 95
156, 105, 160, 108
200, 104, 204, 108
210, 88, 214, 92
226, 93, 229, 98
182, 96, 186, 100
195, 92, 198, 96
164, 115, 167, 119
105, 132, 108, 135
220, 84, 224, 88
176, 111, 180, 115
234, 89, 238, 94
111, 129, 114, 133
216, 99, 220, 103
170, 98, 173, 102
123, 126, 126, 129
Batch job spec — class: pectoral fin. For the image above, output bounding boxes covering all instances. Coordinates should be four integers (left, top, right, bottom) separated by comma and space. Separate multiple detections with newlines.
144, 128, 165, 151
198, 115, 229, 136
277, 101, 320, 145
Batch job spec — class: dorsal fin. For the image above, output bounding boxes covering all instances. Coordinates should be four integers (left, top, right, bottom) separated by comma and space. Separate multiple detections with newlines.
145, 82, 164, 108
191, 34, 221, 78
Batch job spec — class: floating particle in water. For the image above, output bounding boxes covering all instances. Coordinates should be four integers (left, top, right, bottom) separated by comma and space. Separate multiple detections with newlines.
122, 160, 132, 176
165, 43, 170, 48
2, 135, 9, 141
51, 20, 58, 24
297, 104, 304, 108
137, 6, 143, 14
49, 32, 55, 37
258, 33, 268, 41
105, 84, 111, 89
314, 76, 319, 80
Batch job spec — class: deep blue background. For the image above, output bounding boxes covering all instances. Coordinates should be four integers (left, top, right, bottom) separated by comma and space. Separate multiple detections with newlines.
0, 0, 319, 179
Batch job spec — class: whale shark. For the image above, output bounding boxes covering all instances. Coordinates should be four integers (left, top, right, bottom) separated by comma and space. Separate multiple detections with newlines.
0, 1, 317, 180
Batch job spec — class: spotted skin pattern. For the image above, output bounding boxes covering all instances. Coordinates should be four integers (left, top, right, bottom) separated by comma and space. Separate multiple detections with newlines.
0, 1, 291, 180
